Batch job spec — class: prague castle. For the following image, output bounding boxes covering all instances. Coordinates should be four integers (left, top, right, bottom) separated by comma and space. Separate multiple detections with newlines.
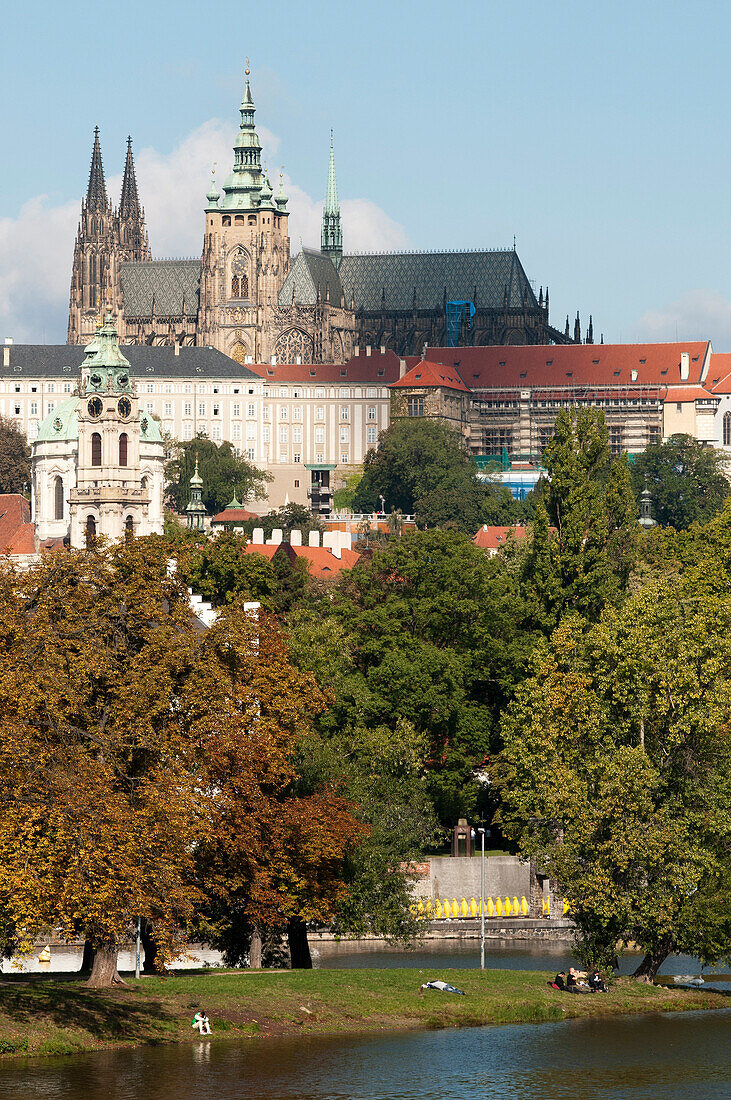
67, 68, 573, 365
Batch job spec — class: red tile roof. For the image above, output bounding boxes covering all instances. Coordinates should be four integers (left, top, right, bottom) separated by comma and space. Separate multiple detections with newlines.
390, 360, 470, 392
292, 545, 360, 577
424, 342, 711, 389
472, 525, 528, 551
211, 507, 260, 524
242, 541, 360, 577
246, 349, 402, 384
0, 495, 35, 555
707, 353, 731, 394
664, 386, 717, 402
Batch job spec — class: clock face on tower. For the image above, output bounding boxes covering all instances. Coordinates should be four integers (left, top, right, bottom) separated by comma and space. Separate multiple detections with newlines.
87, 396, 103, 418
118, 397, 132, 419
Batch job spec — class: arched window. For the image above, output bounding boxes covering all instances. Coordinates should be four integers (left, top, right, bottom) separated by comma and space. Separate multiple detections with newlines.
54, 476, 64, 521
240, 274, 248, 298
235, 214, 244, 225
125, 515, 134, 538
222, 215, 231, 227
119, 432, 128, 467
724, 412, 731, 447
141, 475, 148, 493
91, 432, 102, 467
85, 515, 96, 545
231, 275, 240, 298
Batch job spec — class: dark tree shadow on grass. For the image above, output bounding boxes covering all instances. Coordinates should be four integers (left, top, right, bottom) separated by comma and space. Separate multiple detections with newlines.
0, 975, 174, 1043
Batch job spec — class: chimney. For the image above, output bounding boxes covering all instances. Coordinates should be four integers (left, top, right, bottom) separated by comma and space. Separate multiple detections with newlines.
399, 358, 407, 379
252, 527, 265, 544
269, 527, 283, 545
295, 355, 301, 365
380, 344, 386, 355
631, 369, 638, 381
680, 352, 690, 381
174, 342, 180, 357
354, 344, 359, 356
290, 529, 302, 546
270, 355, 277, 366
366, 345, 372, 357
308, 530, 320, 547
2, 346, 9, 369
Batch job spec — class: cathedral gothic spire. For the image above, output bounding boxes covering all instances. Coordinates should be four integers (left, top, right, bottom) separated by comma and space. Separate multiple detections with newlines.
321, 132, 343, 268
86, 127, 109, 212
120, 136, 141, 220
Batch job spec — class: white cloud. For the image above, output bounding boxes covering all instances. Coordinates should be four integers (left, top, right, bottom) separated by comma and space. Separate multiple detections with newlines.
635, 290, 731, 351
0, 120, 408, 345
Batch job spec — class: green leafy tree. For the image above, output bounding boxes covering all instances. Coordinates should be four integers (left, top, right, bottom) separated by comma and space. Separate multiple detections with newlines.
630, 435, 729, 529
0, 416, 30, 495
496, 580, 731, 978
353, 419, 519, 530
522, 408, 638, 630
321, 529, 534, 824
165, 437, 271, 515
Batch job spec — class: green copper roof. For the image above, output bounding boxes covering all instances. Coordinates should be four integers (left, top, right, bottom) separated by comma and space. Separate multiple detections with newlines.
35, 396, 79, 444
83, 312, 134, 394
324, 134, 339, 216
321, 133, 342, 260
217, 69, 285, 213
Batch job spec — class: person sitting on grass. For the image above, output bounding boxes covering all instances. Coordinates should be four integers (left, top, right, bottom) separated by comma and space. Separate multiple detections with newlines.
551, 971, 566, 990
566, 968, 590, 993
589, 970, 608, 993
192, 1010, 211, 1035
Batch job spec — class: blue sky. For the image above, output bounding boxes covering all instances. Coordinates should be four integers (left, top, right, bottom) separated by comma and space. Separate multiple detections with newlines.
1, 0, 729, 347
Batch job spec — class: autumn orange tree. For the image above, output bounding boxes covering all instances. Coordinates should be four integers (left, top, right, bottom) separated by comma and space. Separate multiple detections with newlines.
0, 542, 364, 984
192, 610, 365, 968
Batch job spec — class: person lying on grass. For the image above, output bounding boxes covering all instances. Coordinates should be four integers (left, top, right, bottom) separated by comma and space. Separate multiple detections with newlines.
419, 980, 466, 995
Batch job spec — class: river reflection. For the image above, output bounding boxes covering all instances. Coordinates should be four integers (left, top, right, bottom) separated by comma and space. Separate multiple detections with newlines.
0, 1009, 728, 1099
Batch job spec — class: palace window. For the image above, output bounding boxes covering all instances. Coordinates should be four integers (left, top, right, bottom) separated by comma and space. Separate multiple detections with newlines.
293, 406, 302, 420
125, 516, 134, 537
232, 424, 241, 441
54, 476, 64, 521
247, 403, 255, 417
367, 406, 376, 420
280, 426, 289, 443
315, 427, 325, 444
184, 402, 192, 416
610, 427, 624, 456
164, 402, 172, 417
247, 424, 256, 439
233, 403, 240, 417
315, 406, 324, 420
482, 427, 513, 455
340, 406, 349, 420
367, 426, 377, 445
85, 515, 97, 545
198, 403, 206, 417
263, 426, 270, 443
119, 433, 128, 467
247, 448, 255, 461
723, 412, 731, 446
293, 453, 301, 463
407, 397, 424, 417
339, 426, 349, 443
91, 432, 102, 467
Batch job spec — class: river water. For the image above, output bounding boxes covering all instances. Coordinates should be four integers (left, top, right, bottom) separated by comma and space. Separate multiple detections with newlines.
1, 1010, 728, 1099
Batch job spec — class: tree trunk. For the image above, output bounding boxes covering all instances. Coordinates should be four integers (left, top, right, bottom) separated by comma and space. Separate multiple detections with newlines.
86, 943, 126, 988
287, 917, 312, 969
249, 927, 262, 969
632, 945, 671, 982
79, 939, 95, 974
140, 921, 159, 974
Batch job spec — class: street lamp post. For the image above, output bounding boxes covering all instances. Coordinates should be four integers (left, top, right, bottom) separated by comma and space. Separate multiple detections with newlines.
478, 827, 485, 970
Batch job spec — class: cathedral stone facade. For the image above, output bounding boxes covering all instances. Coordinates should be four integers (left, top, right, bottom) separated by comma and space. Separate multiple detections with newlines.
68, 69, 577, 363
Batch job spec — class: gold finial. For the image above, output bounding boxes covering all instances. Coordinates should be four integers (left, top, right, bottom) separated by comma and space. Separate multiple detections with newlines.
95, 293, 102, 330
245, 57, 250, 76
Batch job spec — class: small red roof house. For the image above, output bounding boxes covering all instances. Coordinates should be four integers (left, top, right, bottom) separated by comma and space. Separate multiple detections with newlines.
242, 528, 360, 578
390, 360, 470, 392
0, 494, 37, 559
472, 525, 529, 555
210, 494, 260, 528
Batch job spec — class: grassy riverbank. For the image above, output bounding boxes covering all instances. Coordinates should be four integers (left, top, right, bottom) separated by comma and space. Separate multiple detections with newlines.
0, 968, 724, 1059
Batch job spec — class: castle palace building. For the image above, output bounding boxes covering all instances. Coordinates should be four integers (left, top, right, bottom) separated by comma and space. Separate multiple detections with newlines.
68, 69, 577, 364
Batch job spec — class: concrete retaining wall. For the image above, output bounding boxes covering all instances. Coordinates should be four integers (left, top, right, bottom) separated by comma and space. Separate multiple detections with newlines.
411, 856, 531, 902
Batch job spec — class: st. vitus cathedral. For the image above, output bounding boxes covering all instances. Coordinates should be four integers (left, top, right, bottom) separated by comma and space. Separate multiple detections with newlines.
68, 67, 579, 364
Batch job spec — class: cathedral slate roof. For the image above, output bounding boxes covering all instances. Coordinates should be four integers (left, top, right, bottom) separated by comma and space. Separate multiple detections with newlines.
279, 248, 538, 312
0, 344, 260, 381
120, 260, 202, 318
278, 249, 345, 307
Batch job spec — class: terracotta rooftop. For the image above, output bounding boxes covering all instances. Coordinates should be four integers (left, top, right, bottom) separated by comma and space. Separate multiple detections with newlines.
424, 342, 711, 389
707, 353, 731, 394
472, 525, 529, 551
0, 495, 35, 555
390, 360, 470, 392
211, 507, 260, 524
247, 349, 402, 384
